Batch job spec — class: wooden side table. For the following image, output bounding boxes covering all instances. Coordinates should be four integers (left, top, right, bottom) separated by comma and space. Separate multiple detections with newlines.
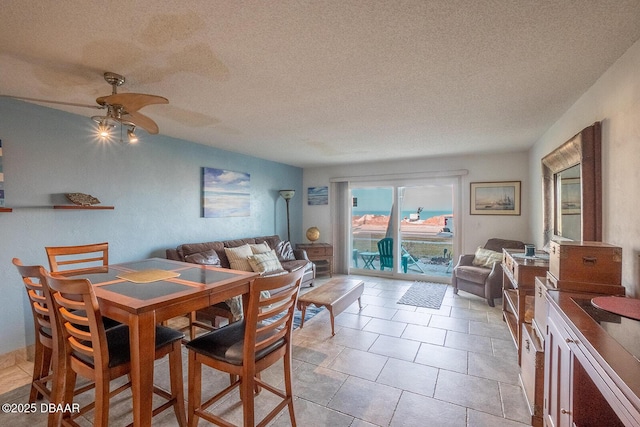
296, 243, 333, 277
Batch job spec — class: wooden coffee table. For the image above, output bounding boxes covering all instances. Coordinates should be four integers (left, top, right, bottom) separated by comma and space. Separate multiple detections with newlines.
297, 277, 364, 336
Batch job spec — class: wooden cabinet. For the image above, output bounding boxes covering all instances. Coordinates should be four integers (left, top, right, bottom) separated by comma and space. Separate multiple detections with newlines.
502, 249, 549, 363
521, 323, 544, 426
543, 308, 573, 427
543, 292, 632, 427
296, 243, 333, 277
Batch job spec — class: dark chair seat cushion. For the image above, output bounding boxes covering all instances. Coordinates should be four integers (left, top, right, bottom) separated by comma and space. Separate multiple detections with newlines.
186, 320, 284, 366
74, 325, 184, 368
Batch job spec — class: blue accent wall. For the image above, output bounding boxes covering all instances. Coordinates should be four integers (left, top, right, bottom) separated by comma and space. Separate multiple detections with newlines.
0, 98, 302, 355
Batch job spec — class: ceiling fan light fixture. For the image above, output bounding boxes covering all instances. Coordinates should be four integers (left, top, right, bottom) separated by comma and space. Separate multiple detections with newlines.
127, 126, 138, 143
92, 115, 116, 139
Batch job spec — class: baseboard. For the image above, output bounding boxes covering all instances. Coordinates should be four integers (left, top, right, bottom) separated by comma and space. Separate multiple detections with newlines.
0, 345, 34, 370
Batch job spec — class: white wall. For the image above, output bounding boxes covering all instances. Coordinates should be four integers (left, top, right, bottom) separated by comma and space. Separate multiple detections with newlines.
303, 151, 531, 270
0, 99, 303, 356
529, 39, 640, 296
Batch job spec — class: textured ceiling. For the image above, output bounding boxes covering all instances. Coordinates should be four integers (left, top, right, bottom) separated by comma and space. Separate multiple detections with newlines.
2, 1, 640, 167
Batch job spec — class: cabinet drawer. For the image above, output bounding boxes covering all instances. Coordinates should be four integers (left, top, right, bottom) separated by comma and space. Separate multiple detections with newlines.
521, 323, 544, 419
305, 247, 328, 257
504, 251, 516, 277
546, 272, 625, 295
534, 277, 549, 339
548, 240, 621, 285
297, 243, 333, 257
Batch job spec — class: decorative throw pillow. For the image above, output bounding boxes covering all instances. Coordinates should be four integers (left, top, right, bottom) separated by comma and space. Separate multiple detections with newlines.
275, 240, 296, 261
224, 244, 254, 271
250, 242, 271, 254
472, 247, 503, 268
184, 249, 221, 266
248, 249, 284, 274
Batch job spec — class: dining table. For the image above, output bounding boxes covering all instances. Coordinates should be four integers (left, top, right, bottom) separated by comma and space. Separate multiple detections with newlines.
73, 257, 258, 427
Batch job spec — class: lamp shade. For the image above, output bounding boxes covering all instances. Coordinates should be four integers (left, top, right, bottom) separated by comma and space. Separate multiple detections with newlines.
279, 190, 295, 200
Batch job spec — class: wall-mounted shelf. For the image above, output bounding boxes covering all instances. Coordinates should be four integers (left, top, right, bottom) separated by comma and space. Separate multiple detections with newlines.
0, 207, 13, 212
53, 205, 114, 210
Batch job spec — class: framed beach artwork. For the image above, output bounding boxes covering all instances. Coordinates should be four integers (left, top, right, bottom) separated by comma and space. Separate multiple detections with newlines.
202, 167, 250, 218
307, 186, 328, 205
470, 181, 521, 215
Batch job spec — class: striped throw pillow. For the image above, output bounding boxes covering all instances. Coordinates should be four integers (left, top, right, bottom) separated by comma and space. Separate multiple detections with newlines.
248, 249, 283, 273
224, 244, 253, 271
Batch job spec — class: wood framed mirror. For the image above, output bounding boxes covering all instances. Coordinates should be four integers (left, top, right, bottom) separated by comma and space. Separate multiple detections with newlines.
542, 122, 602, 245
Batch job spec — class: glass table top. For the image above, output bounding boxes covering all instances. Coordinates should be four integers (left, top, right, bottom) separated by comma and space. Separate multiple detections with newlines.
177, 267, 239, 285
100, 280, 193, 300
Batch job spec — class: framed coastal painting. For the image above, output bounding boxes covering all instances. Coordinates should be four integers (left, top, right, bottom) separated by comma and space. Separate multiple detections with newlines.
470, 181, 521, 215
202, 167, 250, 218
307, 186, 328, 205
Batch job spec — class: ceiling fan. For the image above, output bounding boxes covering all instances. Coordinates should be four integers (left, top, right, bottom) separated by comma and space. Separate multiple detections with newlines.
2, 71, 168, 142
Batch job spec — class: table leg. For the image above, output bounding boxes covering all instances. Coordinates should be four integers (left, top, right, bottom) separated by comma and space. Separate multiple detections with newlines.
299, 305, 308, 328
328, 307, 335, 336
129, 312, 156, 427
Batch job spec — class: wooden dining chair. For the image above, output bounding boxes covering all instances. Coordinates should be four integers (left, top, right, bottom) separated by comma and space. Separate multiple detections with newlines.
44, 271, 187, 427
12, 259, 60, 404
13, 259, 96, 427
45, 242, 109, 275
186, 268, 305, 427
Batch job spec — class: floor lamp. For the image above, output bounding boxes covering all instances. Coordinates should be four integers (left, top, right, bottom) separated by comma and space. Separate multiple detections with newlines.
279, 190, 295, 241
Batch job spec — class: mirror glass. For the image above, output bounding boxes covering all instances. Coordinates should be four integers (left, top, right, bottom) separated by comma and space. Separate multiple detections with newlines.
554, 164, 581, 240
542, 122, 601, 245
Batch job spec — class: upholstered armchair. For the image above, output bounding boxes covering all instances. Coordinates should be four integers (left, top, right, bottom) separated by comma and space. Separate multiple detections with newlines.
451, 238, 525, 307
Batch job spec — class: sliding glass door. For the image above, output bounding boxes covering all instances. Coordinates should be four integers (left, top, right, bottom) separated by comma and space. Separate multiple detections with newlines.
350, 186, 394, 271
349, 178, 456, 281
398, 184, 454, 278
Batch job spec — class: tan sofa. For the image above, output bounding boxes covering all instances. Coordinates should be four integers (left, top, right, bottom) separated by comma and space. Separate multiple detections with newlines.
165, 234, 315, 288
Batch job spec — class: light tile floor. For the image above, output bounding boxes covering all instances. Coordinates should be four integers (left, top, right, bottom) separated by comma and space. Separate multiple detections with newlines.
0, 274, 531, 426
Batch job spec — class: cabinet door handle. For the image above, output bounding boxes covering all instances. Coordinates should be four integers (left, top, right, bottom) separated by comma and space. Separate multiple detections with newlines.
565, 338, 578, 345
538, 287, 542, 297
561, 408, 571, 415
525, 339, 530, 352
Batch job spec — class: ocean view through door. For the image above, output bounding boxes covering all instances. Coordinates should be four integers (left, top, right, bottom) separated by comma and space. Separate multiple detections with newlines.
350, 181, 455, 281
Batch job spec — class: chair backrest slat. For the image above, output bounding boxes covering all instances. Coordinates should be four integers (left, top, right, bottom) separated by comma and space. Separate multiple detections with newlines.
45, 272, 110, 369
244, 269, 304, 359
378, 238, 394, 268
45, 242, 109, 274
13, 259, 56, 343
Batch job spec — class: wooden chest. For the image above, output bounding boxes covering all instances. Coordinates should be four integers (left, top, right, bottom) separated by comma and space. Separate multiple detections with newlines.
520, 323, 544, 427
548, 240, 622, 285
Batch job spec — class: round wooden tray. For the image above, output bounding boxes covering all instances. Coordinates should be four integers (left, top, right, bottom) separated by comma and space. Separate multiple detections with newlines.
591, 296, 640, 321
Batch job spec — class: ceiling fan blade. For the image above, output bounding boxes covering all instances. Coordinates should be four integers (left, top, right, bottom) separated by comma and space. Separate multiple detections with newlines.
0, 95, 101, 109
125, 110, 160, 134
96, 93, 168, 112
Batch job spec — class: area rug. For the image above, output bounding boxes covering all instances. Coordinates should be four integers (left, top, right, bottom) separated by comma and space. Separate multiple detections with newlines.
397, 281, 448, 309
263, 305, 325, 330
